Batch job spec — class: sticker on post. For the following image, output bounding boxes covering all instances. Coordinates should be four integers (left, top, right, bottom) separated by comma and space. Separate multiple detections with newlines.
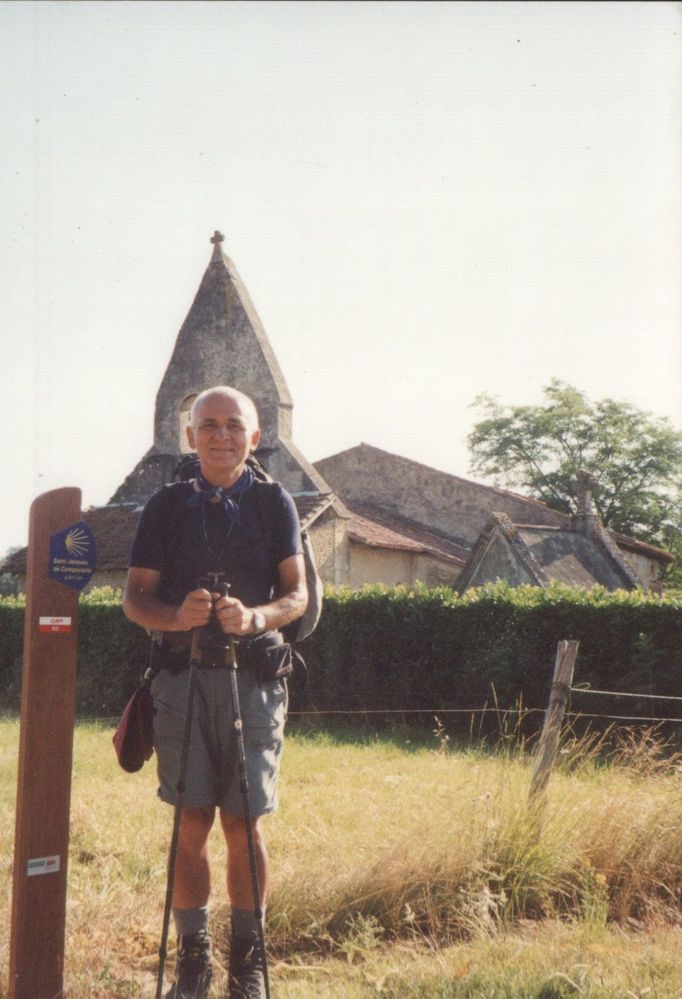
39, 617, 72, 634
27, 855, 60, 877
48, 521, 97, 592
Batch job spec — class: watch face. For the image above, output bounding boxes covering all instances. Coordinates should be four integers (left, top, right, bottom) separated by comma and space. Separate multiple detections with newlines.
254, 611, 266, 632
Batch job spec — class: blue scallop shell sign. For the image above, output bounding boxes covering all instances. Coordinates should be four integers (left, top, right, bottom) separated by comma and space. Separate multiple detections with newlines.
48, 521, 97, 592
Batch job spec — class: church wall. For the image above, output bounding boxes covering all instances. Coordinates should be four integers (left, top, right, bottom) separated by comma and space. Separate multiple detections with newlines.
349, 546, 415, 589
618, 550, 660, 591
267, 438, 332, 496
308, 514, 351, 588
413, 554, 462, 588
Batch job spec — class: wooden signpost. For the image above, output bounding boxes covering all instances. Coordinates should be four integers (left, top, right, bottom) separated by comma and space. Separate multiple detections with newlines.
9, 488, 95, 999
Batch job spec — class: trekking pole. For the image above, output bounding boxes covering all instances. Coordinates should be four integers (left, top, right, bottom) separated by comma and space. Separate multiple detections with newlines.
155, 625, 204, 999
218, 585, 272, 999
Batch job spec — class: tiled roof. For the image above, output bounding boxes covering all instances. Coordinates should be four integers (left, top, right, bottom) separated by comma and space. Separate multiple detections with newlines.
316, 443, 568, 517
609, 530, 675, 565
316, 444, 674, 567
345, 502, 468, 565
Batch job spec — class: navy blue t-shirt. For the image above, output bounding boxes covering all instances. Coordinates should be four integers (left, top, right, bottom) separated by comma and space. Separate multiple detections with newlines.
129, 479, 303, 609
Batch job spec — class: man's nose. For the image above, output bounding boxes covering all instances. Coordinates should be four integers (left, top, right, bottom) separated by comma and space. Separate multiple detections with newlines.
212, 424, 230, 438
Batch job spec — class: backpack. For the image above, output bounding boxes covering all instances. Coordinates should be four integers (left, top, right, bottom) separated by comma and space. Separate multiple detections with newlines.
167, 454, 322, 644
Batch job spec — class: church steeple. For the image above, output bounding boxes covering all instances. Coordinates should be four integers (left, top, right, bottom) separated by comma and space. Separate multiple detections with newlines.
109, 231, 329, 504
153, 230, 295, 455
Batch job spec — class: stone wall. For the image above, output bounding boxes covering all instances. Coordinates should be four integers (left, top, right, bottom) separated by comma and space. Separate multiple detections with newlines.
619, 549, 660, 591
309, 510, 351, 588
413, 554, 462, 588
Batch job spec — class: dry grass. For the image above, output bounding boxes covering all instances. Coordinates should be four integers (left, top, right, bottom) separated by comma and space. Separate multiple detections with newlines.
2, 718, 682, 996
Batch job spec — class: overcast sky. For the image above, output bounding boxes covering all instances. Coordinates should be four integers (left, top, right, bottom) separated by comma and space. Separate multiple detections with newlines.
1, 1, 680, 557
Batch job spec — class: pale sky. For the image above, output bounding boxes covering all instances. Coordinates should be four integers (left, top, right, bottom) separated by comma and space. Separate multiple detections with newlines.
1, 1, 680, 557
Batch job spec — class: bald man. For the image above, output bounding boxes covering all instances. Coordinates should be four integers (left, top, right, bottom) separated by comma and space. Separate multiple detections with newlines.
124, 386, 307, 999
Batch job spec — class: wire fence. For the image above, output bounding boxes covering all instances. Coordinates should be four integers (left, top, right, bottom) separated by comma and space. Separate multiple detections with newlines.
98, 703, 682, 726
566, 683, 682, 723
571, 687, 682, 702
99, 685, 682, 727
287, 706, 542, 717
287, 679, 682, 725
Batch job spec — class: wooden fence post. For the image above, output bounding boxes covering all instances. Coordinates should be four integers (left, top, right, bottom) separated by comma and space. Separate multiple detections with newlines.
9, 488, 94, 999
529, 639, 579, 802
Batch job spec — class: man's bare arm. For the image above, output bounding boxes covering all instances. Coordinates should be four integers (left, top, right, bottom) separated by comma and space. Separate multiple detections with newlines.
123, 567, 213, 632
214, 554, 308, 636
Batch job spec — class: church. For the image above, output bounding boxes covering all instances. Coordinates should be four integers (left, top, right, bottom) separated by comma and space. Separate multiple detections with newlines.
1, 233, 673, 592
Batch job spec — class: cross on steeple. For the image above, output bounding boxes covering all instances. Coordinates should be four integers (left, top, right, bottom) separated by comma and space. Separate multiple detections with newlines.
211, 230, 224, 246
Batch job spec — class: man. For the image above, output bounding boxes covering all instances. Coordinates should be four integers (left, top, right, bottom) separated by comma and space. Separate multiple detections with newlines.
123, 386, 307, 999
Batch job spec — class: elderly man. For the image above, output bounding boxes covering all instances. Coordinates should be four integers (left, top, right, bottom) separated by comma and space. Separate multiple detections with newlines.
123, 386, 307, 999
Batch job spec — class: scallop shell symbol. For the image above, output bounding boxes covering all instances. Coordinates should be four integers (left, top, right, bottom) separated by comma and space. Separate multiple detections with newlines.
64, 527, 90, 558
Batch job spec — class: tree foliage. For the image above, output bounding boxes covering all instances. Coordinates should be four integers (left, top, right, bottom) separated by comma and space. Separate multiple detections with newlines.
468, 381, 682, 580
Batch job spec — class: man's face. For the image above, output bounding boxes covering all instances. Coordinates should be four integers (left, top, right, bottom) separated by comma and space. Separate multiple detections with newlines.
187, 392, 261, 485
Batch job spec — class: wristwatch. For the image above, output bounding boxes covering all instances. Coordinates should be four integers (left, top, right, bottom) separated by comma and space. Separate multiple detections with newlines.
251, 609, 266, 634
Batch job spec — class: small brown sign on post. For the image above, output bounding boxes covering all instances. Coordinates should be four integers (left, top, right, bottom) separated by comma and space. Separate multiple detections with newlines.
9, 488, 94, 999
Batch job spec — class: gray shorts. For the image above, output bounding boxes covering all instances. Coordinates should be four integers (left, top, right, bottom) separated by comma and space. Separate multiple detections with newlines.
151, 667, 287, 815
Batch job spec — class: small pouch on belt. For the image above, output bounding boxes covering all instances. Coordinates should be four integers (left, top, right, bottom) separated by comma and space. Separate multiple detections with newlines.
255, 643, 293, 686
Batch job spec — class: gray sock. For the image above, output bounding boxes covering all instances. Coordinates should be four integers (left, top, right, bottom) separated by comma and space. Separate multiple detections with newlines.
173, 905, 210, 939
230, 907, 262, 939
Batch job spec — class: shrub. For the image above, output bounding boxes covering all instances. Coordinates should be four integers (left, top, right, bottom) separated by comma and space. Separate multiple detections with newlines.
0, 583, 680, 721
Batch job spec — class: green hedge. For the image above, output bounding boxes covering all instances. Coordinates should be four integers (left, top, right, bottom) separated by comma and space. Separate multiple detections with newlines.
1, 583, 680, 725
0, 587, 149, 717
299, 583, 682, 733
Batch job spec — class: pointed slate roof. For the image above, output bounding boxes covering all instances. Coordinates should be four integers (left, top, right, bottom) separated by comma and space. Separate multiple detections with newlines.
111, 231, 333, 504
153, 230, 293, 454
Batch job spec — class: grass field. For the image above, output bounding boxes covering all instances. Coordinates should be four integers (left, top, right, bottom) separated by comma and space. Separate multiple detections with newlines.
2, 717, 682, 997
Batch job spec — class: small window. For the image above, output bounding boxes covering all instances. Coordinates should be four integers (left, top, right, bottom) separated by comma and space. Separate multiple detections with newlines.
179, 394, 198, 453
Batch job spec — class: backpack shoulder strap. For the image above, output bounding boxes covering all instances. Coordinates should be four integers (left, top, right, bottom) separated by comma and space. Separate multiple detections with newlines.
156, 482, 191, 563
247, 465, 323, 644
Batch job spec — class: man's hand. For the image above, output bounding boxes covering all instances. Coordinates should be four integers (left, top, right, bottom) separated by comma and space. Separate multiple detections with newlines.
213, 593, 254, 636
174, 588, 214, 631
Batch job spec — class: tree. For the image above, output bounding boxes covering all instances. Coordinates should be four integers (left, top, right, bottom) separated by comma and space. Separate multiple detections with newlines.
468, 381, 682, 582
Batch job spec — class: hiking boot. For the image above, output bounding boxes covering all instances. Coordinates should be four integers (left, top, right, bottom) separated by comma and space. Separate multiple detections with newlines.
165, 929, 213, 999
228, 931, 265, 999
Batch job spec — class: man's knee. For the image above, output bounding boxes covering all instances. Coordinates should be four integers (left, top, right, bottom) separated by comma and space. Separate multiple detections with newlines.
220, 811, 262, 844
179, 806, 216, 847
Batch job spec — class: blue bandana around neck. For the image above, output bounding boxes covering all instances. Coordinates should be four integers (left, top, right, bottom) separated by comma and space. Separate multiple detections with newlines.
185, 466, 255, 525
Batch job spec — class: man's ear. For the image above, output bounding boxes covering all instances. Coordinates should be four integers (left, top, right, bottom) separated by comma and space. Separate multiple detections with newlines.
186, 424, 196, 450
250, 427, 261, 453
